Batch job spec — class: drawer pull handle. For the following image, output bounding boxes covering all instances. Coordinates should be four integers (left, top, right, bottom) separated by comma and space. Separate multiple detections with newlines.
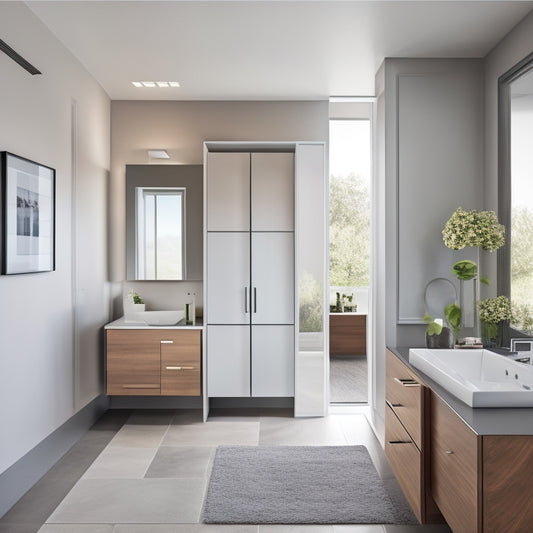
386, 400, 403, 409
388, 440, 411, 445
160, 340, 174, 344
122, 384, 159, 389
165, 366, 195, 370
445, 450, 454, 455
394, 377, 420, 387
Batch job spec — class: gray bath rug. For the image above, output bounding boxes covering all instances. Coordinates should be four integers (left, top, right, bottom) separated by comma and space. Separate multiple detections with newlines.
202, 445, 417, 524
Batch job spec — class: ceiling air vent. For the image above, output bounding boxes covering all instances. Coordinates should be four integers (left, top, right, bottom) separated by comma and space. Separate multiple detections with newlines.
0, 39, 41, 75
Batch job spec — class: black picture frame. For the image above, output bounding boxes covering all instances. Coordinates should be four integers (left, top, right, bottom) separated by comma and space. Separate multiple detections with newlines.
1, 152, 55, 274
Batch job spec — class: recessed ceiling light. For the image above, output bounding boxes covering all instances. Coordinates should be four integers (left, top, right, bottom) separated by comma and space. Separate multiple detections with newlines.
132, 81, 180, 88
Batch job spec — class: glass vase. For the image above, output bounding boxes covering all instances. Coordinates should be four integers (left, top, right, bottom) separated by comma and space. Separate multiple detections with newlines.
481, 320, 498, 348
459, 277, 481, 341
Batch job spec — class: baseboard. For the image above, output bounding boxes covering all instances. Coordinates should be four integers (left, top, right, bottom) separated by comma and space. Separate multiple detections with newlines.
0, 394, 109, 519
209, 397, 295, 409
109, 396, 203, 409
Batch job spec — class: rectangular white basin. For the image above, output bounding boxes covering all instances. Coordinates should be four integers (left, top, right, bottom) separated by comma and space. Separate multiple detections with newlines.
124, 310, 185, 326
409, 348, 533, 408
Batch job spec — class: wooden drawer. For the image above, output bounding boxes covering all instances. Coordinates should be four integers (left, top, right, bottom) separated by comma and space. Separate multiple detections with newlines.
106, 330, 161, 395
385, 404, 423, 522
431, 393, 480, 533
161, 330, 201, 396
386, 349, 423, 450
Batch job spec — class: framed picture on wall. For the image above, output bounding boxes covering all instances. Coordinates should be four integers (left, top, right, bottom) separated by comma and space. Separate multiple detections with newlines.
1, 152, 55, 274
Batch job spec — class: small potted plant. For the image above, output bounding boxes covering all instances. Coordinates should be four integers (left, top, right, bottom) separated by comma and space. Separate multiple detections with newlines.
478, 295, 512, 348
423, 314, 454, 349
124, 289, 145, 315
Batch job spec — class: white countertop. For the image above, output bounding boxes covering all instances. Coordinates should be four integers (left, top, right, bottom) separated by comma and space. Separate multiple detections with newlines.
105, 316, 204, 330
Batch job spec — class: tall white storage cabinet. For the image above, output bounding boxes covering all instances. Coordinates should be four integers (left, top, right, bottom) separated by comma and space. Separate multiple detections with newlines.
206, 150, 295, 398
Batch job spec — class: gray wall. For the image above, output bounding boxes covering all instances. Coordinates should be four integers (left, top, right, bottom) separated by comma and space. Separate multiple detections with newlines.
0, 0, 110, 507
484, 10, 533, 291
374, 58, 484, 433
110, 100, 329, 315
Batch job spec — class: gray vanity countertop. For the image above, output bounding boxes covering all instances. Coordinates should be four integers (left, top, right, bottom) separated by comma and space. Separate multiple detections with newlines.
105, 317, 204, 330
390, 346, 533, 436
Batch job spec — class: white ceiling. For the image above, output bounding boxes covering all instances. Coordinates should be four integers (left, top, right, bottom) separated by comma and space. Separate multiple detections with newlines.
26, 0, 533, 101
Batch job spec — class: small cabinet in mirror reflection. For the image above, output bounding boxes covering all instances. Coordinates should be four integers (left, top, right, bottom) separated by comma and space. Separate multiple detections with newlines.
126, 165, 203, 281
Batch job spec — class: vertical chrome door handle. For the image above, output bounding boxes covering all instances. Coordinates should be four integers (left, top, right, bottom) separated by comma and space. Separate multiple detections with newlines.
253, 287, 257, 313
245, 287, 249, 313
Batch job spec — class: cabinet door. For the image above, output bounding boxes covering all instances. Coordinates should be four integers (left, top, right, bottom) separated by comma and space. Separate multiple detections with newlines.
207, 232, 250, 324
252, 325, 294, 397
207, 152, 250, 231
106, 330, 161, 395
207, 325, 250, 397
251, 232, 294, 325
431, 393, 480, 533
161, 330, 201, 396
251, 152, 294, 231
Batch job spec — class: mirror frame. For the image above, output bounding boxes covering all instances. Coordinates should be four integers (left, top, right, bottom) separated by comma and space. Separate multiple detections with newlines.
497, 51, 533, 299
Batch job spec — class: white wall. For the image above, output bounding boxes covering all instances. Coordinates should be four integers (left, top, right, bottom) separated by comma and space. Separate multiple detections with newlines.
0, 3, 110, 475
110, 100, 328, 314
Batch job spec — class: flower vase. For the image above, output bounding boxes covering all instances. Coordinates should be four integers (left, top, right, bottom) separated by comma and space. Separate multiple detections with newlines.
497, 319, 510, 349
426, 326, 454, 349
481, 320, 498, 348
459, 277, 481, 342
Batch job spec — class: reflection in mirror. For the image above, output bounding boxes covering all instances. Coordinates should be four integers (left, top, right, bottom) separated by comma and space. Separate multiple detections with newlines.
126, 165, 203, 281
136, 187, 185, 280
499, 53, 533, 332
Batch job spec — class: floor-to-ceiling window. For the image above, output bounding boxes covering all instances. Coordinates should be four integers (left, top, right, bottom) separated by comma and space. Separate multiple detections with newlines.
329, 102, 372, 404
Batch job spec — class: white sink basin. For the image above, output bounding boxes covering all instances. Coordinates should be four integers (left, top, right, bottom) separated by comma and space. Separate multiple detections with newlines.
124, 310, 185, 326
409, 348, 533, 408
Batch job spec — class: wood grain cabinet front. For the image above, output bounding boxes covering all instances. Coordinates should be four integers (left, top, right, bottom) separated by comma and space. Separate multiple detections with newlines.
106, 329, 201, 397
160, 330, 201, 396
385, 349, 440, 525
430, 393, 481, 533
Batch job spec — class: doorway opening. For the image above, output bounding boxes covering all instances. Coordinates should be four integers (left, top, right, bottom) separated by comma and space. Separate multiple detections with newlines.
328, 101, 372, 405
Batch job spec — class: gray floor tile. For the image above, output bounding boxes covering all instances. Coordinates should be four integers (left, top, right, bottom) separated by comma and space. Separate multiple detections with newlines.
0, 525, 43, 533
382, 526, 451, 532
38, 525, 113, 533
259, 527, 335, 532
162, 421, 260, 446
258, 416, 347, 446
82, 446, 157, 479
127, 409, 177, 426
145, 446, 214, 478
171, 410, 205, 426
108, 424, 169, 448
334, 526, 385, 532
114, 526, 258, 532
46, 478, 205, 524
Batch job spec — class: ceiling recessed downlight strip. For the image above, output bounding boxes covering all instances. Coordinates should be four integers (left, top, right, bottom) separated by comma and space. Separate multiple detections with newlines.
132, 81, 180, 88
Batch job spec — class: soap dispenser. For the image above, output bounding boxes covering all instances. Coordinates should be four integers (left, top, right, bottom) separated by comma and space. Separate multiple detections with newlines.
185, 292, 196, 325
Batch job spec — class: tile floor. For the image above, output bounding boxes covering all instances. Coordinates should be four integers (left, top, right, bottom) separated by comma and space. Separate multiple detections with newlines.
0, 408, 452, 533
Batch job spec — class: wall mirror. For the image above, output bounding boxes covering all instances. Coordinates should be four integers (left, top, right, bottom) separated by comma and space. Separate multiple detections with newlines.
126, 165, 203, 281
498, 52, 533, 331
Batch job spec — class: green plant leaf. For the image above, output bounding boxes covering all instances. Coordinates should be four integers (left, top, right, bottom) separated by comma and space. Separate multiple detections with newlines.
445, 303, 462, 341
427, 321, 443, 336
423, 314, 434, 324
452, 260, 478, 280
480, 276, 490, 286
